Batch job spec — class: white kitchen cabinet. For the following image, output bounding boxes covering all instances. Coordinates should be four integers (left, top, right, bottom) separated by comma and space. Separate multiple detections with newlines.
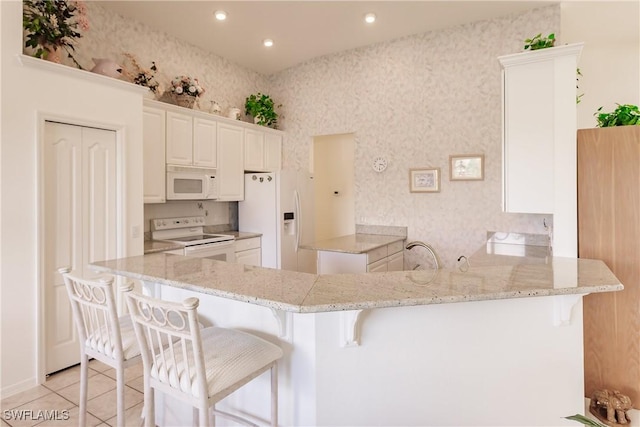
166, 111, 193, 166
193, 117, 217, 168
166, 111, 217, 168
387, 251, 404, 272
498, 43, 583, 214
318, 240, 405, 274
217, 122, 245, 201
244, 129, 282, 172
143, 105, 166, 203
264, 133, 282, 171
235, 237, 262, 267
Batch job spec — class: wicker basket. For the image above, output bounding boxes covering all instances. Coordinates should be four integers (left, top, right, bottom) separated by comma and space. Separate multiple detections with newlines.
168, 92, 197, 109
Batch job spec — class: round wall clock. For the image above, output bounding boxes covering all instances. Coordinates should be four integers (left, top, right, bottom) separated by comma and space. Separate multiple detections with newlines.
372, 157, 388, 172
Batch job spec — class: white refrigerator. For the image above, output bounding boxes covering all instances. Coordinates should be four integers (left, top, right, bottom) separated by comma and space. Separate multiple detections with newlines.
239, 171, 317, 273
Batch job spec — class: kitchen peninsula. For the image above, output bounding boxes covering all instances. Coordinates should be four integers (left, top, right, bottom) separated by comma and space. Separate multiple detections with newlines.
92, 252, 622, 426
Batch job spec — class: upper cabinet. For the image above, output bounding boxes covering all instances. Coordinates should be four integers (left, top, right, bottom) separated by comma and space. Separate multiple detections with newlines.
498, 43, 583, 215
245, 130, 282, 172
166, 111, 217, 168
143, 99, 283, 204
217, 122, 245, 201
143, 105, 166, 203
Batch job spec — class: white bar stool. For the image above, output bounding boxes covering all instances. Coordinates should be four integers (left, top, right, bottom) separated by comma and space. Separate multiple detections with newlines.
60, 267, 142, 427
123, 285, 283, 427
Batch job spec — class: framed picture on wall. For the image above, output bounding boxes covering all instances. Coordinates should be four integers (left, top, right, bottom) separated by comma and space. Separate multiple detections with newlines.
409, 168, 440, 193
449, 154, 484, 181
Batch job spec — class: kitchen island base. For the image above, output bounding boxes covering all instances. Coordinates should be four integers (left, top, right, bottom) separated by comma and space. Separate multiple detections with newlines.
155, 285, 584, 426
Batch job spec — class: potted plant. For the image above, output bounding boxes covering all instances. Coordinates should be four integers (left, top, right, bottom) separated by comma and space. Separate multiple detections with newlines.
23, 0, 89, 67
594, 104, 640, 127
524, 33, 556, 50
167, 75, 205, 109
123, 53, 160, 98
245, 93, 281, 128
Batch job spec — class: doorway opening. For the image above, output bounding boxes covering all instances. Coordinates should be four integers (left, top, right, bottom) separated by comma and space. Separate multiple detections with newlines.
312, 133, 355, 241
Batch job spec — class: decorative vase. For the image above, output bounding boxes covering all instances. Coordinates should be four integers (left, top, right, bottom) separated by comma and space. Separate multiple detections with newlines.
170, 92, 196, 109
253, 116, 262, 124
44, 45, 61, 64
227, 107, 241, 120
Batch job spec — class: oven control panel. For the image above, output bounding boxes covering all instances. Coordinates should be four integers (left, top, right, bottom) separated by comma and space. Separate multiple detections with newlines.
151, 216, 206, 231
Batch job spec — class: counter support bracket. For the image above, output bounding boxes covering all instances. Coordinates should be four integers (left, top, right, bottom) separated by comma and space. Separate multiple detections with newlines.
553, 294, 586, 326
340, 309, 365, 347
270, 309, 292, 341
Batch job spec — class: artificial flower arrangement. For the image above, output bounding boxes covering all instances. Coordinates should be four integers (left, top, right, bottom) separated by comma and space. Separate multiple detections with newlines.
171, 76, 205, 97
122, 53, 160, 94
23, 0, 89, 68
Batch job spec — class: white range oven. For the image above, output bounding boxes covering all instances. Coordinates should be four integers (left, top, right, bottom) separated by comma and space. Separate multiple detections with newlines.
151, 216, 235, 262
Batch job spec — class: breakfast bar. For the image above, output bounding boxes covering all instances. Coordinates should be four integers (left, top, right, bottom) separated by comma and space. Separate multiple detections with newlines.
92, 252, 622, 426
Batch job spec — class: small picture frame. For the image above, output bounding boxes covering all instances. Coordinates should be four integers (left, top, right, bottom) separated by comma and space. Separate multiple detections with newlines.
409, 168, 440, 193
449, 154, 484, 181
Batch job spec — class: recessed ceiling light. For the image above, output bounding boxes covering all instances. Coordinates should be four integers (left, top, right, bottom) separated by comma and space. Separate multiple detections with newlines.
263, 39, 274, 47
214, 10, 227, 21
364, 12, 376, 24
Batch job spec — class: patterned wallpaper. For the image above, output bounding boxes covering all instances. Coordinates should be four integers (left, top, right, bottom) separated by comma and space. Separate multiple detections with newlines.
269, 6, 560, 267
31, 3, 560, 267
64, 3, 271, 116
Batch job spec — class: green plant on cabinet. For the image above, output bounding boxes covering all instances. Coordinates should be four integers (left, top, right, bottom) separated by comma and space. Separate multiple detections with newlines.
524, 33, 556, 50
245, 93, 281, 128
595, 104, 640, 127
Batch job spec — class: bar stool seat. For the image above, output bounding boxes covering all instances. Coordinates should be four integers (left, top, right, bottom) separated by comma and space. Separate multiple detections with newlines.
59, 267, 141, 427
124, 286, 283, 427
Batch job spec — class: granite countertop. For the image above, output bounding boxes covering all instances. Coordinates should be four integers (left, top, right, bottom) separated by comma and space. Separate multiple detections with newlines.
144, 231, 261, 254
300, 233, 406, 254
92, 251, 622, 313
143, 240, 184, 254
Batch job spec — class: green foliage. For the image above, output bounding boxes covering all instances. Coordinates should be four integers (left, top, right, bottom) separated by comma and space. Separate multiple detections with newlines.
245, 93, 281, 128
23, 0, 88, 68
524, 33, 556, 50
576, 68, 584, 104
594, 104, 640, 127
564, 414, 607, 427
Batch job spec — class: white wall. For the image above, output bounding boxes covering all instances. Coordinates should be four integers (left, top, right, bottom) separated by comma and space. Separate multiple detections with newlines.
313, 133, 356, 241
1, 0, 144, 395
561, 1, 640, 129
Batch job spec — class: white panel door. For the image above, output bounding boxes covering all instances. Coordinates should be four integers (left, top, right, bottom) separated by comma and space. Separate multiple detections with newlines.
166, 111, 193, 165
143, 106, 166, 203
217, 123, 245, 201
264, 133, 282, 172
44, 122, 116, 374
82, 127, 117, 273
193, 117, 217, 168
244, 129, 265, 171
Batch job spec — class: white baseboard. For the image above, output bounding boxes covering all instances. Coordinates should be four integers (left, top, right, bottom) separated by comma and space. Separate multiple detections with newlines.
1, 377, 39, 399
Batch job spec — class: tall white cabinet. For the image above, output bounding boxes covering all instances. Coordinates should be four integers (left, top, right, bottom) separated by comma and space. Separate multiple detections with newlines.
143, 106, 166, 203
498, 43, 583, 257
217, 122, 245, 201
44, 121, 117, 374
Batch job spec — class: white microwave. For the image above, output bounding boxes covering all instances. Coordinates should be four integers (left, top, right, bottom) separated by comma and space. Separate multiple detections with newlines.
166, 166, 217, 200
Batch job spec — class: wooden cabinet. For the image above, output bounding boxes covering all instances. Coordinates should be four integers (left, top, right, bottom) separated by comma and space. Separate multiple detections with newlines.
318, 240, 405, 274
578, 126, 640, 408
498, 44, 583, 214
244, 129, 282, 172
235, 237, 262, 267
217, 122, 245, 201
166, 111, 217, 168
143, 105, 166, 203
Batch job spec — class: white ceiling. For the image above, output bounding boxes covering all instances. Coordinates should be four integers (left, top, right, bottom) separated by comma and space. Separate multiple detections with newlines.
97, 1, 556, 75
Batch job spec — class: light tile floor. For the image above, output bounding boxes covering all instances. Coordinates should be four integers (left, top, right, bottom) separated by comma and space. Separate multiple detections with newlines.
1, 361, 144, 427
